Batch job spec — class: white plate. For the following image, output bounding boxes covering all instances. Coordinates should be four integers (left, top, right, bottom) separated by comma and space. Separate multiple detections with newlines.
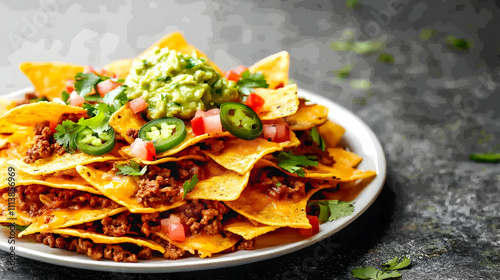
0, 87, 386, 273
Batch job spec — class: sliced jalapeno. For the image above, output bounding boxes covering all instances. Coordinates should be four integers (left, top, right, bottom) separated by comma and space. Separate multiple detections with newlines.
220, 102, 263, 140
138, 117, 187, 153
75, 127, 116, 155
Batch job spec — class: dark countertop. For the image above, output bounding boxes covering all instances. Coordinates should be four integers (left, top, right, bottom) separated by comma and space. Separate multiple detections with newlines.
1, 0, 499, 279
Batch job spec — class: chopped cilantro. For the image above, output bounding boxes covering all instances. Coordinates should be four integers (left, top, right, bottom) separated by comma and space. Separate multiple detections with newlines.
382, 256, 411, 271
237, 70, 269, 95
310, 127, 326, 151
183, 174, 199, 198
469, 153, 500, 163
54, 120, 85, 152
378, 53, 395, 65
446, 35, 472, 51
308, 200, 354, 222
29, 96, 49, 103
77, 103, 110, 134
277, 151, 318, 177
275, 182, 282, 187
184, 57, 204, 69
61, 91, 70, 104
351, 266, 401, 280
115, 161, 147, 176
103, 85, 128, 112
335, 64, 354, 80
74, 72, 101, 97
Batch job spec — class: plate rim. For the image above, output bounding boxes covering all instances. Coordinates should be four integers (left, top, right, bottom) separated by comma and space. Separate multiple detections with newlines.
0, 87, 386, 273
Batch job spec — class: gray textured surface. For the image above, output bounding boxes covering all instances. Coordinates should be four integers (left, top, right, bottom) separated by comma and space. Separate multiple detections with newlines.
1, 0, 499, 279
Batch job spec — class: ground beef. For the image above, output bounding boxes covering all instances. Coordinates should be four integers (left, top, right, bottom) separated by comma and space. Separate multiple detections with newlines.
223, 239, 256, 253
152, 235, 185, 260
15, 93, 38, 106
173, 200, 228, 236
16, 185, 120, 217
141, 213, 161, 237
135, 161, 206, 208
199, 138, 225, 154
126, 128, 139, 139
101, 212, 133, 237
34, 232, 152, 262
287, 130, 335, 166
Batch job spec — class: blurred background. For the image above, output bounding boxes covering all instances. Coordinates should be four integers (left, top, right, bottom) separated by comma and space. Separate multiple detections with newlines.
1, 0, 499, 279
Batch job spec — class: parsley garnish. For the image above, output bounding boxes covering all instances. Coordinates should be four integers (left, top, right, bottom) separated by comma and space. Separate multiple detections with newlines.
382, 256, 411, 271
277, 151, 318, 177
183, 174, 199, 198
115, 161, 147, 176
469, 153, 500, 163
351, 256, 411, 279
74, 72, 101, 97
308, 200, 354, 222
310, 127, 326, 151
236, 70, 269, 95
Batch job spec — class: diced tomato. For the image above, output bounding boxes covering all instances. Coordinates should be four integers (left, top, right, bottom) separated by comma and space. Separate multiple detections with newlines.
83, 65, 98, 75
262, 119, 290, 142
96, 79, 121, 97
232, 65, 248, 76
275, 82, 285, 89
160, 215, 186, 242
131, 138, 156, 161
190, 109, 222, 136
129, 97, 148, 114
49, 121, 58, 133
244, 93, 265, 114
225, 70, 240, 82
299, 215, 320, 237
65, 79, 75, 93
68, 91, 84, 107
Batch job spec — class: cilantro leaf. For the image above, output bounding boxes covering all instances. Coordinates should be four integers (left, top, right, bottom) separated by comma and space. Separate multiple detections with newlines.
61, 91, 70, 104
237, 70, 269, 95
115, 161, 147, 176
382, 256, 411, 271
103, 85, 128, 112
184, 57, 204, 69
277, 151, 318, 177
469, 153, 500, 163
74, 72, 101, 97
308, 200, 355, 222
54, 120, 85, 152
16, 224, 28, 231
77, 103, 110, 134
351, 267, 401, 280
183, 174, 199, 198
310, 127, 326, 151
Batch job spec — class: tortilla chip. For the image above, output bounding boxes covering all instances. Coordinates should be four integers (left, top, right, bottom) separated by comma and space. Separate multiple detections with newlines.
76, 165, 185, 213
8, 152, 119, 175
225, 183, 331, 229
285, 100, 329, 130
109, 103, 147, 144
140, 31, 223, 74
103, 59, 134, 80
0, 125, 34, 159
321, 176, 375, 202
19, 62, 84, 100
224, 218, 279, 240
203, 131, 300, 175
249, 51, 289, 89
121, 127, 231, 160
19, 207, 127, 237
0, 102, 86, 131
328, 148, 363, 168
0, 99, 13, 116
0, 169, 100, 194
48, 228, 165, 253
317, 120, 345, 147
132, 154, 206, 166
156, 232, 240, 258
254, 84, 299, 120
186, 162, 251, 201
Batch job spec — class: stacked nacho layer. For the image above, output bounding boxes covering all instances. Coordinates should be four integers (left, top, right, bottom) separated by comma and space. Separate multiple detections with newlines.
0, 32, 376, 262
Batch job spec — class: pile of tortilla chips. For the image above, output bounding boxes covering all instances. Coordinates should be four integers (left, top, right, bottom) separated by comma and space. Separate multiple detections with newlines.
0, 32, 376, 262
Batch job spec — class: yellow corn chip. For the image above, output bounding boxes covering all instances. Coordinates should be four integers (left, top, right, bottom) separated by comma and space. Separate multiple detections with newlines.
0, 125, 34, 159
224, 218, 279, 240
321, 176, 375, 202
317, 120, 345, 147
156, 231, 240, 258
225, 183, 332, 229
49, 228, 165, 253
8, 152, 119, 175
19, 207, 127, 237
254, 84, 299, 120
76, 165, 186, 213
285, 100, 329, 130
203, 131, 300, 175
19, 62, 84, 100
109, 103, 147, 144
249, 51, 289, 89
103, 58, 134, 80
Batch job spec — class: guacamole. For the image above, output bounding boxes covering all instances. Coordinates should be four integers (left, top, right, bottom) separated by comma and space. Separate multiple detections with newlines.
125, 47, 239, 120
